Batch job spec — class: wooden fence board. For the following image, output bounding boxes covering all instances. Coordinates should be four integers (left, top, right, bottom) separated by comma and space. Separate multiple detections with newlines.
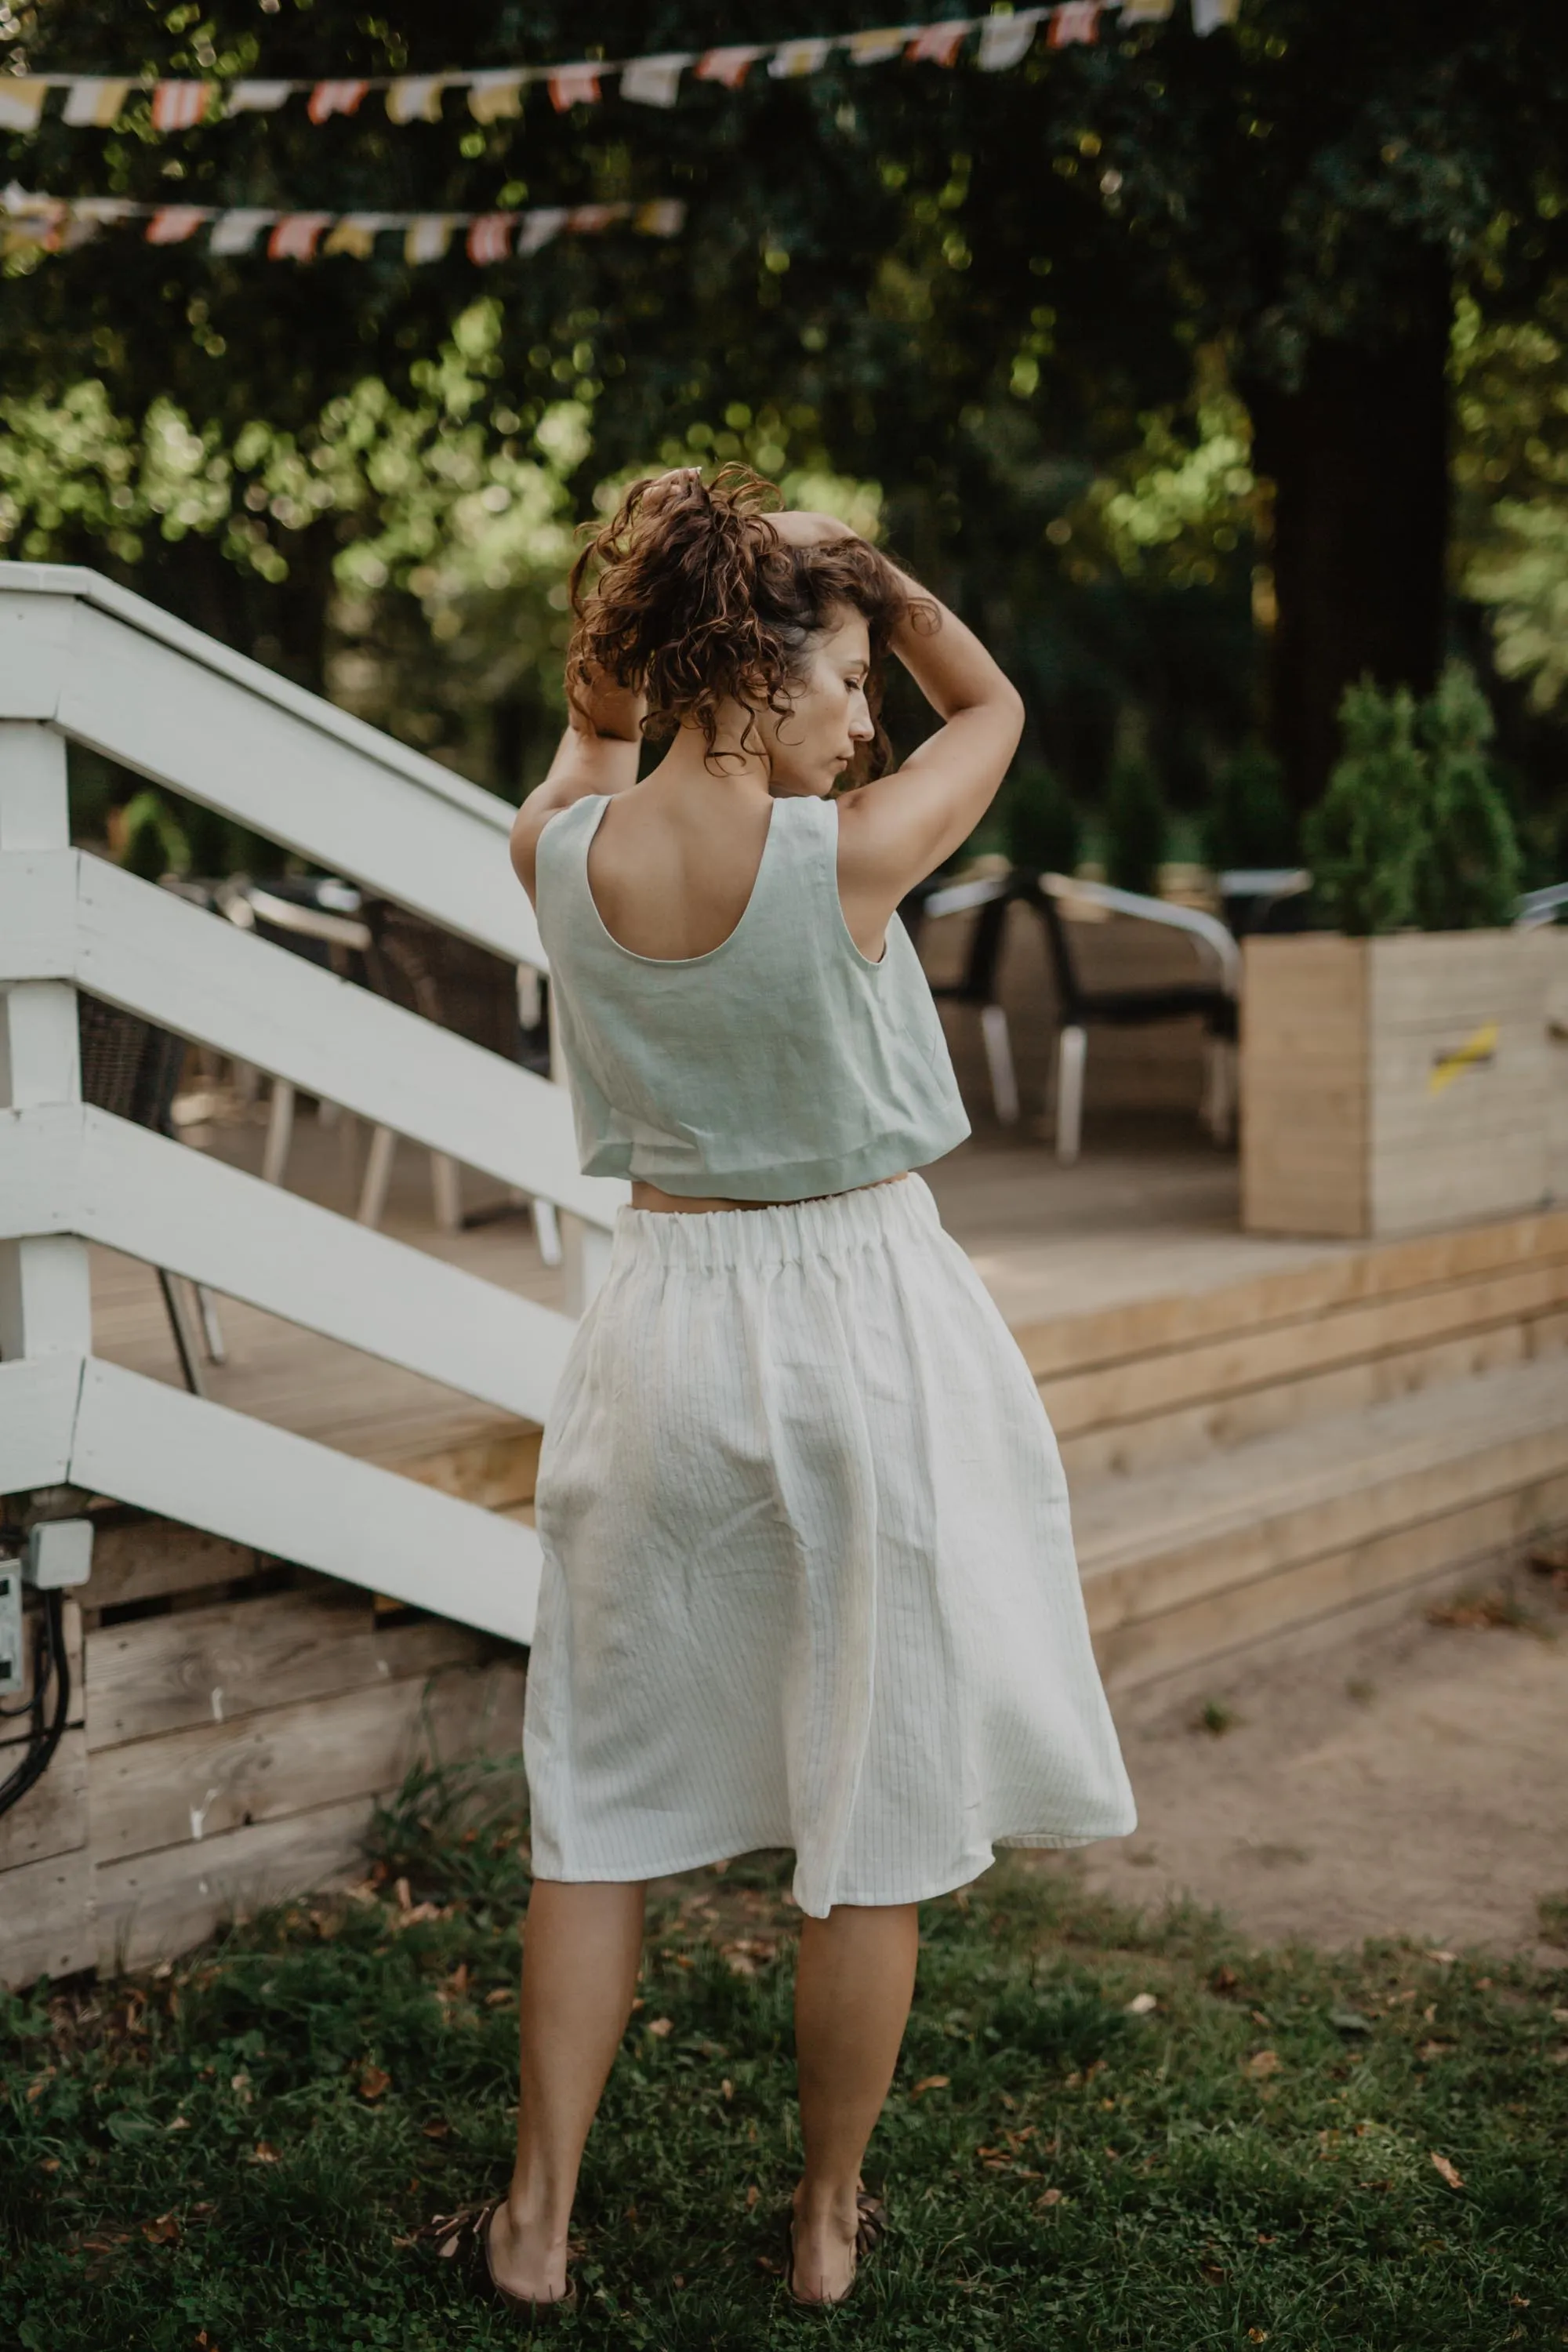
95, 1795, 374, 1976
90, 1661, 525, 1864
85, 1585, 500, 1750
0, 1846, 96, 1984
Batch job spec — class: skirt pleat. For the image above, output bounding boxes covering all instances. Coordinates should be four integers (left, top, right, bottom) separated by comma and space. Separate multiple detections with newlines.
524, 1173, 1135, 1918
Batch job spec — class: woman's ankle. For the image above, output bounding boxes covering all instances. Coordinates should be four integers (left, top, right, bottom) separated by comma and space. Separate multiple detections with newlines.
792, 2175, 861, 2231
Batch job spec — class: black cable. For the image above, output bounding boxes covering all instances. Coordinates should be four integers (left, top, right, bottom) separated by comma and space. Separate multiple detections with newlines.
0, 1589, 71, 1821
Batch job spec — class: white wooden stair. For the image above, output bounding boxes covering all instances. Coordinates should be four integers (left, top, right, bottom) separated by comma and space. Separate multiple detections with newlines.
0, 563, 626, 1644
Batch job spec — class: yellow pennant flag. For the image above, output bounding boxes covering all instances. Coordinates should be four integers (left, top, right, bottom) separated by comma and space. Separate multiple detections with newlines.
0, 79, 49, 132
62, 78, 132, 126
467, 71, 526, 122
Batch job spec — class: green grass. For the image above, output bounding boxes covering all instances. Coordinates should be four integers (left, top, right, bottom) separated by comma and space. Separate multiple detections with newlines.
4, 1759, 1566, 2350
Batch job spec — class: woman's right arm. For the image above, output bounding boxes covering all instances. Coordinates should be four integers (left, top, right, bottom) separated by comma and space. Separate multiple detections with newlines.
509, 673, 645, 902
777, 515, 1024, 912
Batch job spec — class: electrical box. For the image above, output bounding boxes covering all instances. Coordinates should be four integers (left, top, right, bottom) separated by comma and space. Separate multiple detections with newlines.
24, 1519, 93, 1590
0, 1561, 21, 1697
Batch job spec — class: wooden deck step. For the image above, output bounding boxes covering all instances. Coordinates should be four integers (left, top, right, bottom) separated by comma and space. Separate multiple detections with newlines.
1073, 1352, 1568, 1693
1027, 1210, 1568, 1481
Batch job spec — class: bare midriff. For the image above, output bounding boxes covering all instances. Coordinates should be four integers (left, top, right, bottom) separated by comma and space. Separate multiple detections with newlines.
630, 1172, 910, 1214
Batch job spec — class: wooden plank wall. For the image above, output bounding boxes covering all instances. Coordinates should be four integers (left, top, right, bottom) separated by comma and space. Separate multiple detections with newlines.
0, 1516, 525, 1987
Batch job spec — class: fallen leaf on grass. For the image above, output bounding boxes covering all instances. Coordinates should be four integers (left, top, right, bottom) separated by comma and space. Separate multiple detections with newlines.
248, 2143, 281, 2165
1247, 2049, 1281, 2079
1329, 2007, 1371, 2034
645, 2017, 675, 2039
485, 1988, 514, 2007
1248, 2332, 1270, 2343
1430, 2151, 1465, 2190
910, 2074, 949, 2096
358, 2066, 391, 2100
39, 2158, 59, 2173
143, 2212, 180, 2245
746, 2184, 759, 2209
1417, 2041, 1455, 2062
1035, 2187, 1064, 2208
420, 2120, 449, 2140
1126, 1991, 1159, 2015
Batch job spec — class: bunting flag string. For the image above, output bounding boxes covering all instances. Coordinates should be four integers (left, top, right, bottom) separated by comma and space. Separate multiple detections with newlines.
0, 183, 686, 263
0, 3, 1237, 137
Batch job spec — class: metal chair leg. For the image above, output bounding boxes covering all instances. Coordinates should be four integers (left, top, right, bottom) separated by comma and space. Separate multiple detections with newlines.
1055, 1025, 1087, 1166
532, 1199, 563, 1267
1200, 1035, 1237, 1145
157, 1269, 208, 1399
261, 1076, 295, 1186
194, 1284, 227, 1364
358, 1124, 397, 1227
430, 1151, 463, 1232
979, 1002, 1021, 1126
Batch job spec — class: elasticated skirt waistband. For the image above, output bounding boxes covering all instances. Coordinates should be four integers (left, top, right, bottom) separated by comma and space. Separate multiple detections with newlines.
607, 1170, 941, 1275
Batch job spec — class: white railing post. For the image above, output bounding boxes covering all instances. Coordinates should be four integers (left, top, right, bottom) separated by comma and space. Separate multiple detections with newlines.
0, 724, 92, 1374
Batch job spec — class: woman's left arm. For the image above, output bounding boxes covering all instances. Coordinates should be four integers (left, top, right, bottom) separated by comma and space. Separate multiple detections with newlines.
509, 672, 645, 901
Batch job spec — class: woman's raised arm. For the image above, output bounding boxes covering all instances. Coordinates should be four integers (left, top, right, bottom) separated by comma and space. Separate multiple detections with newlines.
509, 670, 645, 902
776, 513, 1024, 911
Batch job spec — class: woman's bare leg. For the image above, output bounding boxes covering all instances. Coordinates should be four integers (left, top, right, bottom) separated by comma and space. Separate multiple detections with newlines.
790, 1902, 920, 2303
488, 1878, 647, 2302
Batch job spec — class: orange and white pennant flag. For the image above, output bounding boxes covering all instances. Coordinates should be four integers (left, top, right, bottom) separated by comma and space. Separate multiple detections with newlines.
307, 79, 368, 124
517, 207, 567, 256
61, 78, 132, 126
1050, 2, 1100, 43
227, 81, 291, 114
848, 27, 915, 65
695, 46, 767, 89
769, 38, 833, 77
467, 71, 526, 122
1191, 0, 1239, 28
620, 53, 692, 106
151, 81, 211, 131
0, 81, 49, 131
466, 213, 514, 263
978, 10, 1044, 67
387, 77, 445, 123
566, 203, 626, 233
906, 20, 972, 66
268, 212, 332, 260
208, 207, 277, 255
146, 205, 208, 245
549, 64, 601, 110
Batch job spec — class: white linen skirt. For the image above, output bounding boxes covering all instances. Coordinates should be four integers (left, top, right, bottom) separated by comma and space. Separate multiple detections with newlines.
524, 1172, 1136, 1918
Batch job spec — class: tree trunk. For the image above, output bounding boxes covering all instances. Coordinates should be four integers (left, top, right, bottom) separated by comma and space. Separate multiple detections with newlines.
1248, 274, 1452, 811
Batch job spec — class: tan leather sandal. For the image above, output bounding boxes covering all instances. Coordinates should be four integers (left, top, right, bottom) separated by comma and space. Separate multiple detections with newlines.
783, 2187, 888, 2312
477, 2201, 579, 2325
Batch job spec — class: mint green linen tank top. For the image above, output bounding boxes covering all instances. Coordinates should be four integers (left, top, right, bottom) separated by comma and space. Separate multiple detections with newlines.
534, 792, 971, 1201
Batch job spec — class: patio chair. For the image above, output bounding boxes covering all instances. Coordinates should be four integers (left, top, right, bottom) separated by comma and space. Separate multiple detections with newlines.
1515, 881, 1568, 930
898, 869, 1022, 1124
1015, 873, 1241, 1167
77, 991, 225, 1396
356, 898, 560, 1259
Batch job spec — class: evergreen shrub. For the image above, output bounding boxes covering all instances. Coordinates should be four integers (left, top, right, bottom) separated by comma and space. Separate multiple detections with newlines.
1105, 753, 1170, 897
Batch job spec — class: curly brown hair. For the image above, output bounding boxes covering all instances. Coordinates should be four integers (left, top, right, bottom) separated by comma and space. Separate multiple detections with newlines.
565, 464, 928, 776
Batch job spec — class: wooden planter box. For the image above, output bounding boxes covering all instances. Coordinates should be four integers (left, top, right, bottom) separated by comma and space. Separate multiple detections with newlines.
1241, 929, 1568, 1239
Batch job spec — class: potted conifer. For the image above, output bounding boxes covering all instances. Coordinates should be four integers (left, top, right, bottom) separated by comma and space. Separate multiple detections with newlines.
1241, 663, 1564, 1238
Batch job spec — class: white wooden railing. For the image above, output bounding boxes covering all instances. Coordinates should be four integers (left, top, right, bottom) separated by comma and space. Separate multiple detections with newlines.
0, 563, 626, 1642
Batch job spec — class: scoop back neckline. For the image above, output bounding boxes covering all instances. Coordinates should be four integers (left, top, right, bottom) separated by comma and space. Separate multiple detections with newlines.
578, 791, 786, 968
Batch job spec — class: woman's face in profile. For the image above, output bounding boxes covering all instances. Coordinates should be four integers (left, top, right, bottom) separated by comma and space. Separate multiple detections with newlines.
759, 610, 877, 797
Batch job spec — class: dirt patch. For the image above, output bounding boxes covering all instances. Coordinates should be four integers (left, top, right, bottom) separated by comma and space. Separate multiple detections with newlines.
1059, 1572, 1568, 1961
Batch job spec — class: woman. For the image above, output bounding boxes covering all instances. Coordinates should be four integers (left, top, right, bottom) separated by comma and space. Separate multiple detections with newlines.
488, 466, 1135, 2316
